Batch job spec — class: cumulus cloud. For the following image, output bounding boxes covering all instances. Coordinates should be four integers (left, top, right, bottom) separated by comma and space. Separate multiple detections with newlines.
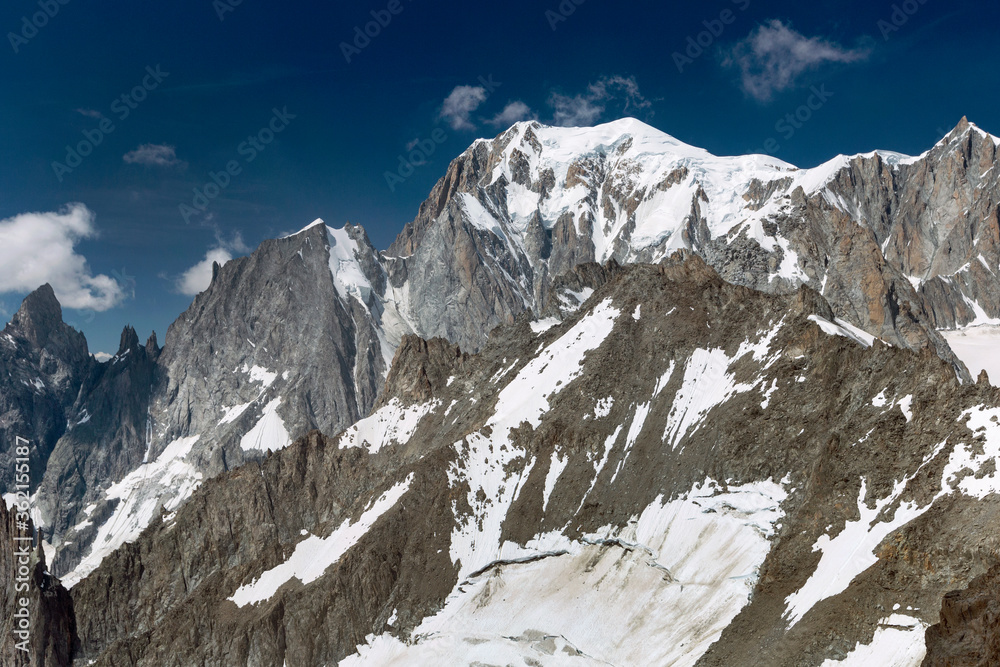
440, 85, 489, 130
489, 101, 536, 127
724, 20, 871, 102
123, 144, 186, 168
549, 76, 652, 127
176, 248, 233, 296
0, 204, 125, 311
175, 234, 250, 296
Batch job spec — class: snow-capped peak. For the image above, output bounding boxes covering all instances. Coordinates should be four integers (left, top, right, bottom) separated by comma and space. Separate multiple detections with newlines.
286, 218, 327, 238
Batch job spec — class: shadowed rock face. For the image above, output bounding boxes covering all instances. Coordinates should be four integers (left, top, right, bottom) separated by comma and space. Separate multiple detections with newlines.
37, 222, 399, 585
923, 565, 1000, 666
43, 258, 1000, 666
0, 285, 94, 502
0, 501, 76, 666
37, 325, 159, 577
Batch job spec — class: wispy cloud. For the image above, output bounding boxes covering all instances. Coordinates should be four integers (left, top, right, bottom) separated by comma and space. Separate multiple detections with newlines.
489, 101, 536, 127
174, 233, 250, 296
724, 20, 871, 102
549, 76, 651, 127
123, 144, 186, 168
0, 204, 125, 311
437, 75, 650, 132
440, 85, 489, 130
75, 108, 104, 119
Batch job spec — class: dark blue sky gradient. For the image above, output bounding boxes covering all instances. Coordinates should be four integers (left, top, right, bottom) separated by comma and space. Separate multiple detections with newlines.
0, 0, 996, 352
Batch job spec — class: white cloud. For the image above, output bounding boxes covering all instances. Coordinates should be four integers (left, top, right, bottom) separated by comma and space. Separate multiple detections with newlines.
94, 352, 113, 362
75, 108, 104, 119
123, 144, 186, 168
175, 234, 249, 296
0, 204, 124, 311
440, 85, 489, 130
724, 20, 871, 102
549, 92, 605, 127
489, 101, 536, 127
549, 75, 651, 127
176, 248, 233, 296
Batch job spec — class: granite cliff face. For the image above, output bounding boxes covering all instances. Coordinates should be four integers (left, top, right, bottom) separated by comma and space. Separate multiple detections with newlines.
0, 285, 94, 509
824, 118, 1000, 332
45, 222, 403, 587
0, 502, 76, 666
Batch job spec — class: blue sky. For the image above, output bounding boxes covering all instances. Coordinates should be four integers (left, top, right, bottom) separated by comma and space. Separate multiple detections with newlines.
0, 0, 997, 354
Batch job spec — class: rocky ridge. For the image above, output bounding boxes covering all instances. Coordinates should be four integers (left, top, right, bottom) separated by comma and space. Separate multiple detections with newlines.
49, 257, 1000, 665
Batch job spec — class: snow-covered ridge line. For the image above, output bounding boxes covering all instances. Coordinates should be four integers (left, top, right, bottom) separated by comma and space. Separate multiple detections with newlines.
451, 117, 935, 277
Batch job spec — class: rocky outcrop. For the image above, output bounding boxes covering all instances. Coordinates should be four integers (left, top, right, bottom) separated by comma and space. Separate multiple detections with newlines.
0, 285, 94, 499
37, 325, 159, 578
923, 563, 1000, 666
381, 335, 468, 405
0, 501, 76, 666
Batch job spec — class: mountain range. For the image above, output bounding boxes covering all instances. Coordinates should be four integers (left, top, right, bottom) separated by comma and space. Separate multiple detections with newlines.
3, 117, 1000, 665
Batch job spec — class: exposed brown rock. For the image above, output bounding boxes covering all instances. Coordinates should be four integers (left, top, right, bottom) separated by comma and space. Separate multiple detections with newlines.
923, 563, 1000, 666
